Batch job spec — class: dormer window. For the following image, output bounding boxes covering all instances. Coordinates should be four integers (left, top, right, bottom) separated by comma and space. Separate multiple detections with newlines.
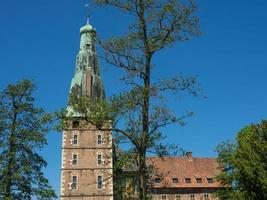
185, 177, 191, 184
172, 178, 179, 183
207, 178, 214, 184
196, 177, 202, 184
154, 178, 161, 183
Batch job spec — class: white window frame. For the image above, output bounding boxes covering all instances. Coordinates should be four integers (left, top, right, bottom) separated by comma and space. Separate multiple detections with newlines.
71, 131, 78, 145
96, 133, 103, 146
161, 195, 167, 200
189, 194, 195, 200
207, 177, 214, 184
154, 177, 161, 183
96, 153, 103, 166
69, 175, 78, 190
196, 177, 202, 184
96, 175, 104, 190
72, 152, 78, 166
204, 194, 209, 200
185, 177, 191, 184
172, 177, 179, 183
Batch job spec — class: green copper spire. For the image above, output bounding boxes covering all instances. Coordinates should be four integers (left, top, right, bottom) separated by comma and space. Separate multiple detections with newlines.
67, 22, 105, 116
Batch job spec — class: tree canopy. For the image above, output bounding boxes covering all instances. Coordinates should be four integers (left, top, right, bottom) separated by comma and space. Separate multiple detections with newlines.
216, 120, 267, 200
0, 80, 56, 200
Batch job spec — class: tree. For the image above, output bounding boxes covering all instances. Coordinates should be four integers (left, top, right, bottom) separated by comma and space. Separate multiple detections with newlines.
216, 120, 267, 200
65, 0, 201, 199
0, 80, 57, 200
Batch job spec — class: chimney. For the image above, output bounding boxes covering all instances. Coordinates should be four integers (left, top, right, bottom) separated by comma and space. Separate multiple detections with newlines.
186, 152, 193, 161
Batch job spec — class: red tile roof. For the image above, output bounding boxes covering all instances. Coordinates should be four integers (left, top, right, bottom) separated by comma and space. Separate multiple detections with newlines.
147, 155, 220, 188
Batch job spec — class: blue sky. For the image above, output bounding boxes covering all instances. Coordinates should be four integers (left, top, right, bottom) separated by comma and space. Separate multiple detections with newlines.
1, 0, 267, 197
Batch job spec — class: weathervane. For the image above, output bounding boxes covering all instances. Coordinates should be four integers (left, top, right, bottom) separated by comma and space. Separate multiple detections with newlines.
85, 3, 91, 24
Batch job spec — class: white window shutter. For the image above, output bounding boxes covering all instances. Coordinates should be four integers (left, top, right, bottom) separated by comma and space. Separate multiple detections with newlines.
68, 183, 72, 190
103, 182, 106, 189
69, 139, 73, 145
69, 160, 72, 166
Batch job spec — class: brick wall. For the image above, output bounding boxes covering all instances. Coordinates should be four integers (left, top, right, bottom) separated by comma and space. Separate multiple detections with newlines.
60, 120, 113, 200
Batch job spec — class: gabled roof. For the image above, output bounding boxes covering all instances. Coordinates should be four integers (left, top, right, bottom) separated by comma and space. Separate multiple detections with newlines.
147, 155, 220, 188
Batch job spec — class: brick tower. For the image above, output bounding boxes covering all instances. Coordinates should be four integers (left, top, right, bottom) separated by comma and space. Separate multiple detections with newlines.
60, 21, 113, 200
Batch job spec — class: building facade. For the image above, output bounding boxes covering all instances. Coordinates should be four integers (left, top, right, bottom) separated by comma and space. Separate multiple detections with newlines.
60, 22, 113, 200
121, 153, 220, 200
149, 152, 220, 200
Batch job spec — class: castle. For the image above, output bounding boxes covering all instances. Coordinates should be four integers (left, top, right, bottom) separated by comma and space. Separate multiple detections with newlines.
60, 21, 220, 200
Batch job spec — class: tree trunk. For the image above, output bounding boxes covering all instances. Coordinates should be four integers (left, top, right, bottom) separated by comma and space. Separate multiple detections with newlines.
137, 0, 151, 198
137, 0, 152, 199
4, 111, 17, 199
138, 151, 146, 200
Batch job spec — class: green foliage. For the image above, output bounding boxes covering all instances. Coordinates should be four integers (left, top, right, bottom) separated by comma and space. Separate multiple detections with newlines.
216, 120, 267, 200
0, 80, 57, 200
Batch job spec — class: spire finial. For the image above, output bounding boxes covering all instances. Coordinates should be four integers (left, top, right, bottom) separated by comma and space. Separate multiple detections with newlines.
85, 3, 91, 24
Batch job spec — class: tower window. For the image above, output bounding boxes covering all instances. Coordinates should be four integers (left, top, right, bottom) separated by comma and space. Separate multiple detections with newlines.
162, 195, 167, 200
154, 178, 161, 183
185, 178, 191, 184
71, 175, 77, 190
97, 134, 102, 146
86, 44, 91, 49
97, 176, 103, 189
175, 195, 181, 200
97, 154, 102, 165
72, 154, 78, 166
72, 134, 78, 145
72, 121, 79, 128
